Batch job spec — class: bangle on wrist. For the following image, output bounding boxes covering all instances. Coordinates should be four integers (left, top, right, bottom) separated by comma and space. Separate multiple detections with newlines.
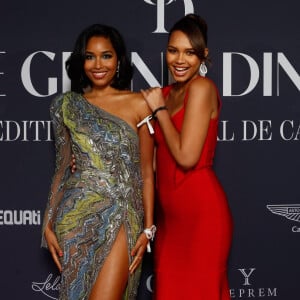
152, 106, 167, 119
143, 225, 157, 253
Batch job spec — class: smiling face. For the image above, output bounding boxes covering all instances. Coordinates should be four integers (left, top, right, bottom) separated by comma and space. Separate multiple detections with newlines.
166, 30, 203, 83
83, 36, 118, 89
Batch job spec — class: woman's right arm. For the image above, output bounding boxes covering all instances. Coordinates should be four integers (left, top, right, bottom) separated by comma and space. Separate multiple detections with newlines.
41, 94, 72, 271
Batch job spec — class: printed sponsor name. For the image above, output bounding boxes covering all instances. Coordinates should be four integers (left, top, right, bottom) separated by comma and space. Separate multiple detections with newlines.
32, 273, 60, 300
230, 268, 278, 298
0, 210, 41, 225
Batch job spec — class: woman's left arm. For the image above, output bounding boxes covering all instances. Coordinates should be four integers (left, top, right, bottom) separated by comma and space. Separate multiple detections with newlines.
139, 121, 155, 229
129, 100, 155, 274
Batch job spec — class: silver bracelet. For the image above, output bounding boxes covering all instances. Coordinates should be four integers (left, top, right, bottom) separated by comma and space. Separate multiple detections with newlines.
143, 225, 157, 253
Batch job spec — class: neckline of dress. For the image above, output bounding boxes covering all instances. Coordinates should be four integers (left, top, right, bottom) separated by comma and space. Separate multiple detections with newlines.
163, 85, 187, 120
76, 92, 139, 137
166, 76, 220, 122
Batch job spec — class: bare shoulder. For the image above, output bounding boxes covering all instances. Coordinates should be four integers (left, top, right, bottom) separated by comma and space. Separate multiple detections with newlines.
187, 77, 219, 115
119, 90, 140, 102
189, 77, 217, 97
125, 91, 151, 115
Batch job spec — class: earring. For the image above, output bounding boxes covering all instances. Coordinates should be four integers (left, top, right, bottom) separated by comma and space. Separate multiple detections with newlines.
199, 62, 207, 77
116, 61, 120, 78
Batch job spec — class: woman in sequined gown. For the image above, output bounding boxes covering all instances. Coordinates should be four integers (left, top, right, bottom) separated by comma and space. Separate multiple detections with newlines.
41, 24, 155, 300
141, 15, 233, 299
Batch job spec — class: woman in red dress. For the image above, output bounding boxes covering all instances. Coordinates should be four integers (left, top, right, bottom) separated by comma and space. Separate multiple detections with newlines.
141, 14, 233, 299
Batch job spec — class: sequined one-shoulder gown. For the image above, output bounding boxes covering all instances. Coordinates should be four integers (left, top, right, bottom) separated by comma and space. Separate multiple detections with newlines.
153, 82, 233, 300
42, 91, 144, 300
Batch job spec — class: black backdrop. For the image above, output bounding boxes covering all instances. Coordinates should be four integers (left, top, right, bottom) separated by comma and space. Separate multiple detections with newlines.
0, 0, 299, 299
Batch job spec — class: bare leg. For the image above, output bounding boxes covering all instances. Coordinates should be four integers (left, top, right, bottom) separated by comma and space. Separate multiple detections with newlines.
88, 225, 129, 300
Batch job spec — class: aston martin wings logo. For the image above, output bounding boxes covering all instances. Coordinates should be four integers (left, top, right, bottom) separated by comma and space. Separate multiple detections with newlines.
267, 204, 300, 222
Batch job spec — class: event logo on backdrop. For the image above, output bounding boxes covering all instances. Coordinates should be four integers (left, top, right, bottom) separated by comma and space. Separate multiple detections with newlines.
130, 0, 195, 88
230, 268, 278, 298
144, 0, 194, 33
267, 204, 300, 232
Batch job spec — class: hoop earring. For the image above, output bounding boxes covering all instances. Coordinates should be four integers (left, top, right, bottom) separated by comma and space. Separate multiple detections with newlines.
116, 61, 120, 78
199, 62, 207, 77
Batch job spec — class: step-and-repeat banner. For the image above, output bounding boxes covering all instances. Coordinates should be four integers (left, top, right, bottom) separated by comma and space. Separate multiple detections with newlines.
0, 0, 299, 299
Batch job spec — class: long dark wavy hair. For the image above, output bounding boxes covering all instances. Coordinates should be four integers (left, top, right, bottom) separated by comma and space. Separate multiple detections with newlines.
66, 24, 133, 93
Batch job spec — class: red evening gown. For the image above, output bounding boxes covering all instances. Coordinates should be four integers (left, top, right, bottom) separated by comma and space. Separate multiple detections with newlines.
153, 80, 233, 300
